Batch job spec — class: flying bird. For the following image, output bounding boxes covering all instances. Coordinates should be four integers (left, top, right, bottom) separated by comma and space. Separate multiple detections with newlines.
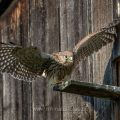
0, 19, 119, 84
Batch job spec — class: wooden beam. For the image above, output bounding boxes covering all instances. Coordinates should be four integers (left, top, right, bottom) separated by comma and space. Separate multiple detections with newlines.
0, 0, 18, 18
0, 0, 13, 16
53, 80, 120, 100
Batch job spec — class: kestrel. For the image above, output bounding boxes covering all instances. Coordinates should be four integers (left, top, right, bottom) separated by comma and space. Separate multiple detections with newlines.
0, 19, 119, 84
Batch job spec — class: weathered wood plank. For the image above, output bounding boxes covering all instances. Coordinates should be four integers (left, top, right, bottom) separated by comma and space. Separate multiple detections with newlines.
0, 22, 3, 120
20, 0, 33, 120
30, 0, 47, 120
1, 2, 23, 120
54, 80, 120, 100
112, 0, 120, 119
45, 0, 62, 120
92, 0, 114, 120
32, 77, 46, 120
0, 17, 22, 120
0, 74, 2, 120
60, 0, 94, 120
1, 22, 12, 119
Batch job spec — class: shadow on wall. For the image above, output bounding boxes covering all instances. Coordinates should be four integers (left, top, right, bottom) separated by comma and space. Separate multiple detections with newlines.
79, 4, 120, 118
81, 41, 118, 120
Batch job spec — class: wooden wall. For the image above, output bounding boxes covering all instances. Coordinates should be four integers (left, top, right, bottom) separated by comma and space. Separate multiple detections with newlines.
0, 0, 120, 120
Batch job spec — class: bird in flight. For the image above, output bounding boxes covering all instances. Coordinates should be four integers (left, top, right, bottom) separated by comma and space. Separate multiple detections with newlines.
0, 19, 119, 84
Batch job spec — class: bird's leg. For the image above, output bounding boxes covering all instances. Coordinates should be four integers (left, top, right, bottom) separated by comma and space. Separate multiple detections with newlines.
51, 81, 62, 86
55, 78, 69, 86
62, 75, 71, 85
56, 81, 63, 85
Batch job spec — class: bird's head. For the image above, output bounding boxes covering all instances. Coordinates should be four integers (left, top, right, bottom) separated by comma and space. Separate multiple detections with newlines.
52, 51, 73, 65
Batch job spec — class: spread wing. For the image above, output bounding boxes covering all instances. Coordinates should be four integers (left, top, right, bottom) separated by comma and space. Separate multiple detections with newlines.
0, 43, 51, 82
73, 19, 120, 60
0, 43, 70, 83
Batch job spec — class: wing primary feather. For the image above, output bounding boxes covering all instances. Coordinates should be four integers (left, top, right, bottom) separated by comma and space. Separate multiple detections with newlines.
0, 45, 51, 81
73, 19, 119, 60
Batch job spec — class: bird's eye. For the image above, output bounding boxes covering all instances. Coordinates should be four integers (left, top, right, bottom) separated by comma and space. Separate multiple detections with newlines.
69, 57, 73, 60
64, 56, 67, 59
64, 56, 73, 61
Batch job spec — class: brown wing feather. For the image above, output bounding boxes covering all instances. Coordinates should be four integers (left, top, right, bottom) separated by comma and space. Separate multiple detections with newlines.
0, 44, 51, 82
0, 43, 72, 83
73, 19, 120, 61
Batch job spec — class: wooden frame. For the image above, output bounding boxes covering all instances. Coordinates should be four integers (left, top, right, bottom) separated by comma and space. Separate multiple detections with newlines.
53, 80, 120, 100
